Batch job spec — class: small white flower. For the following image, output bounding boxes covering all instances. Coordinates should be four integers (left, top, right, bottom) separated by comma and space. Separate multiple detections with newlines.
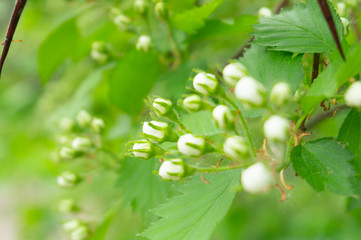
60, 147, 75, 159
70, 225, 90, 240
57, 171, 81, 188
153, 97, 172, 115
63, 219, 82, 233
345, 82, 361, 107
91, 118, 105, 133
142, 121, 169, 142
159, 159, 184, 181
177, 134, 205, 157
337, 2, 347, 17
58, 198, 77, 213
134, 0, 147, 13
183, 95, 202, 112
270, 82, 291, 106
341, 17, 350, 35
72, 137, 92, 152
193, 72, 218, 96
155, 1, 166, 18
223, 136, 249, 160
222, 62, 248, 87
235, 76, 266, 108
76, 110, 92, 127
59, 117, 74, 132
212, 105, 234, 129
241, 162, 273, 194
263, 115, 291, 141
113, 14, 131, 30
132, 140, 153, 159
258, 7, 272, 18
136, 35, 152, 52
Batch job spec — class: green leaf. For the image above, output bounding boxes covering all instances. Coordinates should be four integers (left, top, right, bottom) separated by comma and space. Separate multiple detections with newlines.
253, 0, 343, 53
186, 15, 257, 42
239, 45, 303, 92
38, 17, 81, 83
172, 0, 223, 34
108, 50, 161, 115
337, 109, 361, 210
291, 138, 355, 196
182, 110, 223, 136
116, 158, 171, 218
301, 42, 361, 112
141, 170, 240, 240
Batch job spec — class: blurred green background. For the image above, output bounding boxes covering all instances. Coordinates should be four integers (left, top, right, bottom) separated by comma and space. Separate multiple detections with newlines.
1, 0, 361, 239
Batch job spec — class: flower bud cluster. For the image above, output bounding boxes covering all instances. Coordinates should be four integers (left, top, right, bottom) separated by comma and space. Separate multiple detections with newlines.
63, 219, 90, 240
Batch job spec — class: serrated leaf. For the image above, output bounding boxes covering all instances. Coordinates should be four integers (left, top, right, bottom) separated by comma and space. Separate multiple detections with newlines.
38, 17, 81, 83
253, 0, 343, 53
291, 138, 355, 195
182, 110, 223, 136
337, 109, 361, 210
239, 45, 303, 92
141, 170, 240, 240
301, 42, 361, 112
108, 50, 161, 115
172, 0, 223, 34
186, 15, 257, 42
116, 158, 171, 218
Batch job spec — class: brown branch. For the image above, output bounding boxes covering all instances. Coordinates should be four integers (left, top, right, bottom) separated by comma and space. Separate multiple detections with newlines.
274, 0, 288, 14
0, 0, 27, 79
311, 53, 320, 84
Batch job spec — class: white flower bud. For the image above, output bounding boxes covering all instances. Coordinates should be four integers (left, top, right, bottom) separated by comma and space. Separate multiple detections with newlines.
132, 140, 153, 159
263, 115, 291, 142
241, 162, 273, 194
223, 136, 249, 160
269, 82, 291, 106
113, 14, 131, 30
341, 17, 350, 35
58, 135, 70, 145
193, 72, 218, 96
91, 118, 105, 133
177, 134, 205, 157
212, 105, 234, 129
159, 159, 184, 181
134, 0, 148, 13
58, 198, 77, 213
235, 76, 266, 108
142, 121, 169, 142
60, 146, 75, 159
57, 171, 81, 188
63, 219, 82, 233
59, 117, 74, 132
222, 62, 248, 87
183, 95, 202, 112
72, 137, 92, 152
345, 82, 361, 107
258, 7, 272, 18
136, 35, 152, 52
76, 110, 92, 127
337, 2, 347, 17
155, 1, 166, 18
153, 97, 172, 115
70, 225, 90, 240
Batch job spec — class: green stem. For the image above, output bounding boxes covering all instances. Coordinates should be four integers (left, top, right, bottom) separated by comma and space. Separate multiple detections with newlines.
191, 163, 248, 173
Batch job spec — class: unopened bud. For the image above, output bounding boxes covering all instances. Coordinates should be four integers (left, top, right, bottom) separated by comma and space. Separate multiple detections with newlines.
134, 0, 148, 13
72, 137, 92, 152
57, 171, 81, 188
212, 105, 234, 129
270, 82, 291, 106
193, 72, 218, 96
91, 118, 105, 133
337, 2, 347, 17
136, 35, 152, 52
223, 136, 249, 160
76, 110, 92, 127
155, 1, 166, 18
263, 115, 290, 142
222, 62, 248, 87
142, 121, 170, 143
59, 117, 74, 132
153, 97, 172, 115
235, 76, 266, 108
258, 7, 272, 18
341, 17, 350, 35
58, 198, 78, 213
241, 162, 273, 194
60, 146, 75, 160
63, 219, 82, 233
183, 95, 202, 112
91, 42, 108, 63
70, 225, 90, 240
113, 14, 131, 30
345, 82, 361, 107
158, 159, 184, 181
132, 140, 153, 159
177, 134, 205, 157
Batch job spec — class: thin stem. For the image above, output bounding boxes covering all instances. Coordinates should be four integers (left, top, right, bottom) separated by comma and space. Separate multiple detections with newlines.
191, 163, 248, 173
